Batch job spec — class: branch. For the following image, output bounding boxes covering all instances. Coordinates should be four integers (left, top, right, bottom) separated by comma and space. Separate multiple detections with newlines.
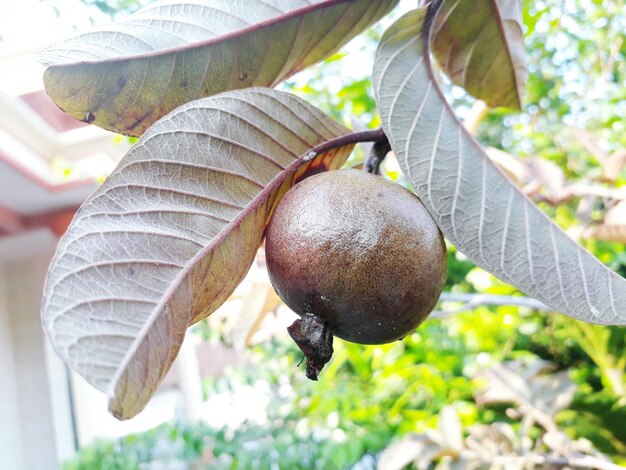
481, 454, 626, 470
432, 292, 550, 318
364, 137, 391, 174
463, 100, 489, 136
307, 128, 387, 159
536, 183, 626, 206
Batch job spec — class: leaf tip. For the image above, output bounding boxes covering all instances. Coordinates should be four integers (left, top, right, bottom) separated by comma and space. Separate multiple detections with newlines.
107, 383, 143, 421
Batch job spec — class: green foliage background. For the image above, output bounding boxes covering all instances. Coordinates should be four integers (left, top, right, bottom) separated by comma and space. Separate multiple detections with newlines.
65, 0, 626, 468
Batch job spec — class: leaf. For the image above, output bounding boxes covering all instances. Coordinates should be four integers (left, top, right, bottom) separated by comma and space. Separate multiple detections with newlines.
465, 422, 519, 457
431, 0, 527, 109
475, 362, 533, 406
435, 407, 464, 453
37, 0, 399, 136
604, 201, 626, 226
485, 149, 567, 198
475, 361, 575, 417
573, 128, 626, 182
378, 434, 443, 470
42, 88, 354, 420
230, 270, 281, 350
524, 157, 566, 198
531, 370, 576, 415
373, 8, 626, 325
591, 200, 626, 243
485, 147, 528, 185
593, 225, 626, 244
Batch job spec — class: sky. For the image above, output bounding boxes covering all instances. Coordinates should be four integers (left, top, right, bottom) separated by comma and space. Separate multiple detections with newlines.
0, 0, 97, 48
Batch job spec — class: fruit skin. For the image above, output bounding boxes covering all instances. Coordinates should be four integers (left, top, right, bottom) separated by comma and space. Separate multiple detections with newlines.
265, 169, 447, 345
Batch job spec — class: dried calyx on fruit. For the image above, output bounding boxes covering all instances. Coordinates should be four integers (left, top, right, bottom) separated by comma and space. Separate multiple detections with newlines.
265, 169, 447, 380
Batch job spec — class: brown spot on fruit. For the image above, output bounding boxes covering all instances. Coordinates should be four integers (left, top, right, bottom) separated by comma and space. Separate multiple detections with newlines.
265, 169, 447, 346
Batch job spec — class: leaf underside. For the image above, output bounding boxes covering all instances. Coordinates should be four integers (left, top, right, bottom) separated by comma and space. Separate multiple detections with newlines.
38, 0, 398, 136
41, 88, 354, 419
431, 0, 527, 109
373, 9, 626, 325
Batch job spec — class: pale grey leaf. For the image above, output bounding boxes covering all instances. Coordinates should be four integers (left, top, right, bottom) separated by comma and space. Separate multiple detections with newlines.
37, 0, 398, 136
436, 406, 464, 453
373, 8, 626, 325
378, 434, 441, 470
42, 88, 353, 419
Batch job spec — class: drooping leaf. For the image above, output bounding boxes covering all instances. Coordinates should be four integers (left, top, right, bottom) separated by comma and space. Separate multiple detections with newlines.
486, 148, 567, 202
42, 88, 355, 420
475, 361, 575, 418
435, 406, 464, 453
592, 225, 626, 244
431, 0, 527, 109
589, 200, 626, 243
485, 147, 527, 185
574, 129, 626, 182
230, 270, 282, 351
464, 422, 520, 459
37, 0, 398, 136
378, 434, 442, 470
373, 8, 626, 325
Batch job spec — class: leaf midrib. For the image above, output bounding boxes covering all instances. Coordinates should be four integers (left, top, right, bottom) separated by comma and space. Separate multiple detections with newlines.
488, 0, 523, 108
38, 0, 358, 67
106, 136, 353, 397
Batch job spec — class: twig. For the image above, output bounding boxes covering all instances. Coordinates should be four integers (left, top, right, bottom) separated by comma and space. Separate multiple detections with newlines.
364, 137, 391, 175
464, 100, 489, 136
432, 292, 550, 318
536, 183, 626, 206
308, 128, 387, 157
488, 363, 559, 434
478, 453, 626, 470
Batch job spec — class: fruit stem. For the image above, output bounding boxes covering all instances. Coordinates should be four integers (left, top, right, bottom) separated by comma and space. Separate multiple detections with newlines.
287, 313, 334, 380
365, 137, 392, 175
307, 128, 388, 160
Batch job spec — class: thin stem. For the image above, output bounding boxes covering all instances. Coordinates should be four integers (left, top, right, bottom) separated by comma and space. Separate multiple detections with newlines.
307, 128, 387, 159
432, 292, 549, 318
464, 100, 489, 136
365, 137, 392, 175
480, 454, 625, 470
424, 0, 444, 48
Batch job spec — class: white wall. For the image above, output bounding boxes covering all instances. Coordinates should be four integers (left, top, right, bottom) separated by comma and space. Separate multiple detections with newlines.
0, 266, 24, 470
5, 257, 58, 470
0, 236, 77, 470
0, 230, 205, 468
44, 313, 77, 464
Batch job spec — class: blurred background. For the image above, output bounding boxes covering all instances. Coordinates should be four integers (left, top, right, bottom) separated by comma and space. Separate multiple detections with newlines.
0, 0, 625, 468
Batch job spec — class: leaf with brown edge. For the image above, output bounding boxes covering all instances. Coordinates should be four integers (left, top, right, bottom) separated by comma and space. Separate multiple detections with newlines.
37, 0, 399, 137
373, 8, 626, 325
41, 88, 357, 420
431, 0, 527, 109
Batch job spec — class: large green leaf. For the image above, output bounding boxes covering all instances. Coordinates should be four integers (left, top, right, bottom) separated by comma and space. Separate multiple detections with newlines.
373, 9, 626, 325
37, 0, 398, 136
42, 88, 355, 419
431, 0, 526, 109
